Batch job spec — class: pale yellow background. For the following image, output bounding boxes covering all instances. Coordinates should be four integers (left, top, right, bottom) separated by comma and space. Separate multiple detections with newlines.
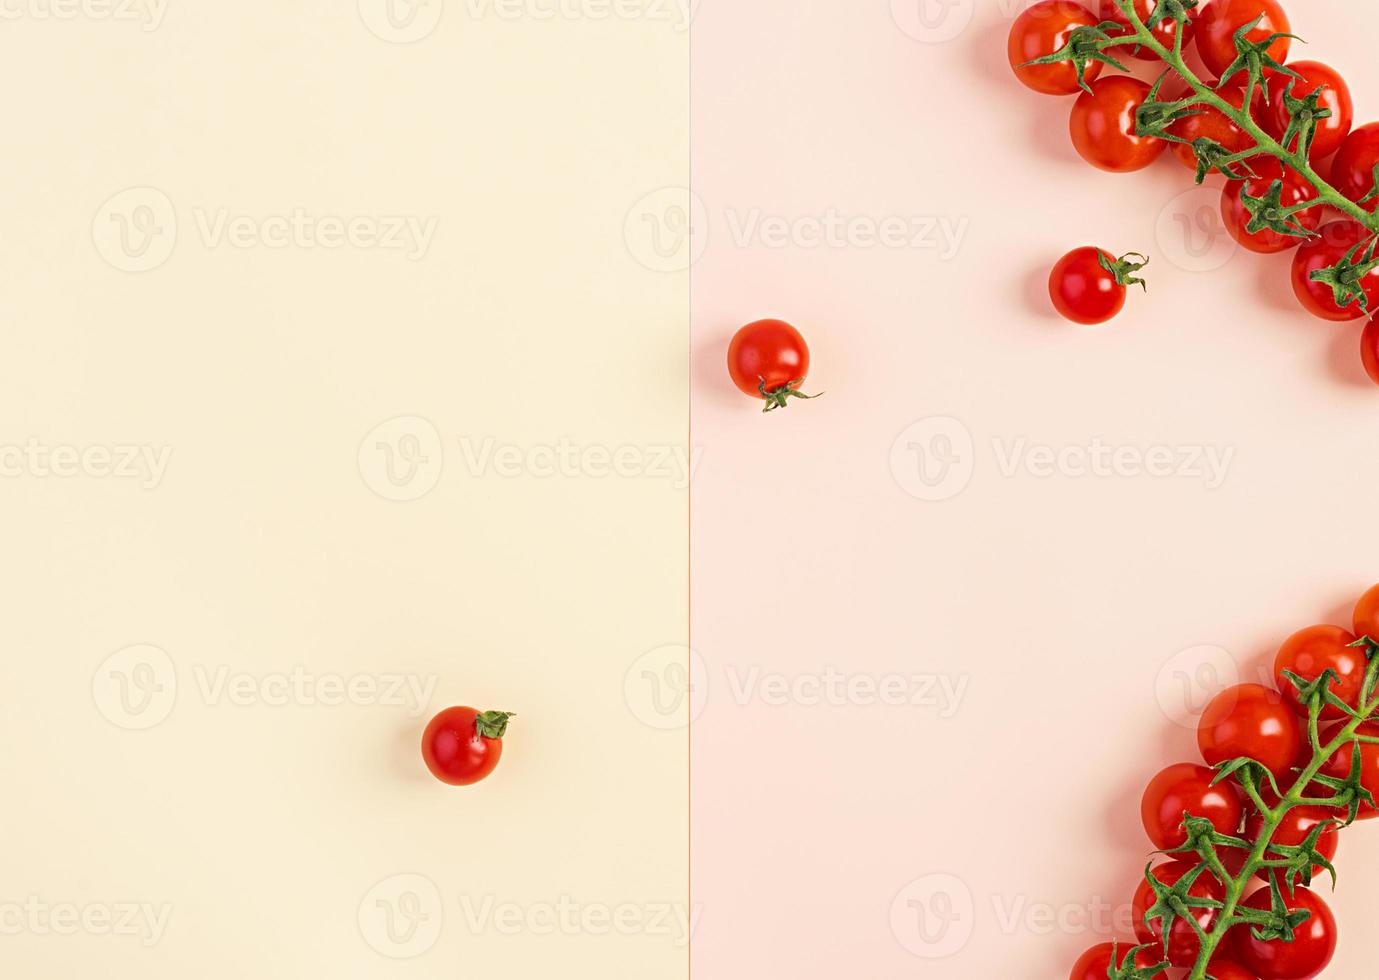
0, 2, 688, 977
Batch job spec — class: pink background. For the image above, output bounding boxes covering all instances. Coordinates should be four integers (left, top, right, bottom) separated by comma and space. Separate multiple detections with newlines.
691, 0, 1379, 976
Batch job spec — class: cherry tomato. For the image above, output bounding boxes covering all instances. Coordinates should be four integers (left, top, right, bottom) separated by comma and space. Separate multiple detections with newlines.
1353, 583, 1379, 641
1198, 683, 1303, 780
1142, 763, 1244, 850
421, 706, 514, 786
1196, 0, 1292, 82
1262, 62, 1354, 160
1070, 75, 1166, 173
1048, 246, 1145, 324
1131, 860, 1224, 967
1291, 221, 1379, 322
1009, 1, 1105, 96
1167, 84, 1260, 172
1274, 624, 1365, 719
726, 319, 819, 411
1244, 804, 1340, 881
1361, 319, 1379, 387
1221, 158, 1322, 254
1332, 123, 1379, 210
1320, 720, 1379, 820
1207, 959, 1258, 980
1098, 0, 1198, 60
1234, 886, 1336, 979
1069, 941, 1162, 980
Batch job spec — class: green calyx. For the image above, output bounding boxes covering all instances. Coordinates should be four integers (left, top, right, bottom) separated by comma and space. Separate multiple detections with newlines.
1309, 234, 1379, 314
757, 378, 823, 413
1278, 81, 1333, 158
474, 710, 515, 739
1215, 15, 1300, 93
1108, 942, 1169, 979
1098, 251, 1149, 291
1021, 23, 1128, 93
1238, 179, 1318, 240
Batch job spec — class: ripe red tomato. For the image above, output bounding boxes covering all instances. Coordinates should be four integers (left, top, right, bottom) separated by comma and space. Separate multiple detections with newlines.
1291, 221, 1379, 322
1262, 62, 1354, 160
1196, 0, 1292, 81
1362, 319, 1379, 386
1244, 804, 1340, 881
1131, 860, 1224, 967
1048, 246, 1144, 324
1098, 0, 1198, 60
1167, 84, 1259, 171
1353, 583, 1379, 641
726, 319, 817, 410
1332, 123, 1379, 210
1320, 720, 1379, 820
1234, 886, 1337, 979
1069, 75, 1166, 172
421, 706, 514, 786
1009, 1, 1105, 96
1142, 763, 1244, 850
1274, 624, 1365, 719
1069, 941, 1161, 980
1198, 683, 1303, 780
1206, 960, 1257, 980
1221, 158, 1322, 254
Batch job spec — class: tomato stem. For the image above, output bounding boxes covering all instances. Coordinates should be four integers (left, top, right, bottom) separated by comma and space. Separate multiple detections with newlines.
757, 378, 823, 413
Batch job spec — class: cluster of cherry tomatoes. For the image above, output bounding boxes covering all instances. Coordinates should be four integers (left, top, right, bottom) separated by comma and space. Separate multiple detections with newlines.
1011, 0, 1379, 380
1070, 584, 1379, 979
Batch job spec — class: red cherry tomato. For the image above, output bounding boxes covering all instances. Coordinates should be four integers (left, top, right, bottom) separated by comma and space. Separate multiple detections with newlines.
1332, 123, 1379, 210
1198, 683, 1303, 780
1206, 960, 1257, 980
1320, 720, 1379, 820
1069, 942, 1162, 980
1098, 0, 1198, 60
1362, 319, 1379, 386
1141, 763, 1244, 850
1243, 804, 1340, 881
1262, 61, 1354, 160
1070, 75, 1166, 172
1167, 84, 1259, 171
1131, 860, 1224, 967
1274, 624, 1364, 719
726, 319, 818, 410
1008, 1, 1105, 96
1221, 158, 1322, 254
1196, 0, 1292, 82
421, 706, 514, 786
1353, 583, 1379, 641
1048, 246, 1145, 324
1291, 221, 1379, 322
1235, 886, 1337, 979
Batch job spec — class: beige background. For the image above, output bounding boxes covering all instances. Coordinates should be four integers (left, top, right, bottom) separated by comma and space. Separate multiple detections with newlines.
0, 2, 688, 977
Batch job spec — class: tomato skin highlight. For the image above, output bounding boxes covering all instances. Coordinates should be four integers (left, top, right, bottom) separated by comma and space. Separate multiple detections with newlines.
1274, 624, 1364, 719
1069, 942, 1161, 980
1141, 763, 1244, 850
1070, 76, 1166, 172
1008, 1, 1105, 96
1049, 247, 1129, 324
1098, 0, 1197, 60
421, 706, 509, 786
1196, 0, 1292, 81
1353, 583, 1379, 640
1320, 720, 1379, 820
1198, 683, 1303, 781
726, 319, 811, 400
1291, 221, 1379, 322
1131, 860, 1224, 967
1361, 319, 1379, 386
1234, 886, 1337, 980
1332, 123, 1379, 210
1243, 804, 1340, 881
1262, 61, 1354, 160
1221, 158, 1322, 254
